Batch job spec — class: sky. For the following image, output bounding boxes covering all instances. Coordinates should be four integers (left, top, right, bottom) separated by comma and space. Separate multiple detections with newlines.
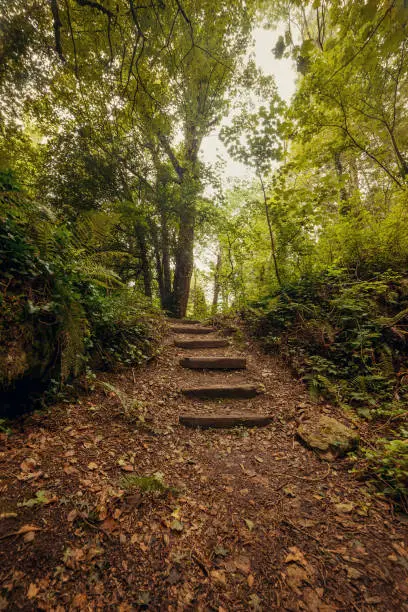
199, 27, 297, 183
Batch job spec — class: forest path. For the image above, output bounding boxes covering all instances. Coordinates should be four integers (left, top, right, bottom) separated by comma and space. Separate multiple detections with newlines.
1, 323, 408, 610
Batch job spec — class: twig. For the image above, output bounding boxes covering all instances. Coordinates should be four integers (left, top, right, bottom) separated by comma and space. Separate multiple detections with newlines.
191, 551, 209, 576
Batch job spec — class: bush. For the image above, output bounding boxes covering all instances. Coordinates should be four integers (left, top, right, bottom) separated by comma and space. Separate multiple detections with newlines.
0, 171, 164, 416
244, 269, 408, 506
363, 439, 408, 508
85, 287, 163, 369
244, 269, 408, 418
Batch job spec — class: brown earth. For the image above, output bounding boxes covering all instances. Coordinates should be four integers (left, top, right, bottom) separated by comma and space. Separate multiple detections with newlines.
0, 323, 408, 611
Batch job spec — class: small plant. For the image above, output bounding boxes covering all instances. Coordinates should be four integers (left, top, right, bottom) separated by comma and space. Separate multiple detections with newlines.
120, 472, 177, 496
363, 439, 408, 509
0, 418, 12, 435
98, 381, 147, 424
18, 490, 56, 508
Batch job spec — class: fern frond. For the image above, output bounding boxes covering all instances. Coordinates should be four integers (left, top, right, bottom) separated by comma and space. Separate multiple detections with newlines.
78, 259, 123, 288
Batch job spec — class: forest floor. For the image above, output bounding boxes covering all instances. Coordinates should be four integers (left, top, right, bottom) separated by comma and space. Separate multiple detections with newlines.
1, 324, 408, 611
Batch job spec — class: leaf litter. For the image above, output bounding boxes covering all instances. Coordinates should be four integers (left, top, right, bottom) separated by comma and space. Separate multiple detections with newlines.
0, 331, 407, 610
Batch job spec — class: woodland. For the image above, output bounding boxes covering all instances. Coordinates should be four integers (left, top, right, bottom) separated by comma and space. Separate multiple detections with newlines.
1, 0, 408, 609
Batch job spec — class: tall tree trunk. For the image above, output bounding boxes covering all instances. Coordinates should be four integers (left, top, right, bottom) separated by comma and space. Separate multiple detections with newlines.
212, 251, 222, 315
173, 205, 195, 317
160, 206, 172, 311
135, 222, 152, 299
149, 220, 165, 305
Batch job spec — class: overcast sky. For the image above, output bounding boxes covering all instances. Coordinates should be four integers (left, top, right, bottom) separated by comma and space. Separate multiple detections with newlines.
199, 27, 297, 182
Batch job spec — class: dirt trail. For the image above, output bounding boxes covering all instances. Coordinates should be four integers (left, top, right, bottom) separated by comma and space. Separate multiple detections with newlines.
1, 323, 407, 611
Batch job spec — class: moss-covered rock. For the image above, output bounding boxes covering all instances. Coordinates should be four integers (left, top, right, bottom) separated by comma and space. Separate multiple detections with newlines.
297, 415, 359, 459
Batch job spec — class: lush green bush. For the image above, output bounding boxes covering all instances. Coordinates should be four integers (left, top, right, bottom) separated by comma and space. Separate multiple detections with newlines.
363, 439, 408, 508
244, 269, 408, 505
0, 172, 163, 415
85, 287, 163, 369
244, 269, 408, 418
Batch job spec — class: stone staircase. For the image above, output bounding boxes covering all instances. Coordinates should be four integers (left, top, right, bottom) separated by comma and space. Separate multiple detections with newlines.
172, 319, 272, 429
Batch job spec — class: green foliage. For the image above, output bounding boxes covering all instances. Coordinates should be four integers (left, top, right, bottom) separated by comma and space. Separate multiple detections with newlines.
0, 172, 163, 415
97, 380, 148, 425
86, 288, 163, 369
120, 472, 172, 496
244, 270, 408, 418
363, 439, 408, 508
18, 490, 54, 508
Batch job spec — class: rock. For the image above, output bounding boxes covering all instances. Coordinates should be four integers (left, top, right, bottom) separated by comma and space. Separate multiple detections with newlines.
296, 415, 359, 459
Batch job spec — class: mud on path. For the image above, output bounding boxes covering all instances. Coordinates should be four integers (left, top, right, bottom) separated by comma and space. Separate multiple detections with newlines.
1, 324, 407, 611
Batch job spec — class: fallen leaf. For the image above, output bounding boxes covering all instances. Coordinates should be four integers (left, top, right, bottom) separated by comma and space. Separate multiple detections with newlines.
211, 570, 226, 585
170, 519, 184, 532
247, 574, 255, 587
249, 593, 262, 610
0, 512, 17, 520
102, 517, 118, 533
136, 592, 150, 606
67, 510, 78, 523
18, 525, 42, 535
20, 458, 37, 473
285, 564, 310, 594
335, 502, 354, 514
225, 555, 251, 575
167, 568, 181, 585
72, 593, 88, 608
87, 462, 98, 470
121, 464, 134, 472
27, 583, 39, 599
346, 566, 362, 580
23, 531, 36, 543
214, 545, 229, 557
285, 546, 308, 567
63, 465, 79, 476
244, 519, 255, 531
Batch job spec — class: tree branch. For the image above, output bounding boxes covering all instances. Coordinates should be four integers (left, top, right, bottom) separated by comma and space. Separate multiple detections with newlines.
74, 0, 114, 17
50, 0, 65, 62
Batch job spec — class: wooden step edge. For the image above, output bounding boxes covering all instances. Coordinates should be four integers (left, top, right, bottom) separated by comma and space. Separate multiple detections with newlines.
180, 357, 246, 370
181, 384, 261, 399
171, 326, 214, 334
174, 340, 230, 349
179, 414, 273, 428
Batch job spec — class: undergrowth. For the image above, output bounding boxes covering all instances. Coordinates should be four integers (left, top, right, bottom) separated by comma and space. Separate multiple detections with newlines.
0, 171, 164, 416
243, 268, 408, 506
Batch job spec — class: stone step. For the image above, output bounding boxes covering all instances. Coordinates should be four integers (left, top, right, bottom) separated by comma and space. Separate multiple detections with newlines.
179, 319, 202, 324
174, 339, 230, 349
179, 414, 272, 428
171, 326, 214, 334
181, 384, 261, 399
180, 356, 246, 370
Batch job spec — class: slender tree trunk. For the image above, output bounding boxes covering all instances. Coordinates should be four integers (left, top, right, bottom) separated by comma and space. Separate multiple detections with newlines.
212, 251, 222, 314
334, 150, 349, 213
173, 205, 195, 317
258, 173, 282, 287
135, 222, 152, 299
160, 206, 172, 310
149, 220, 165, 305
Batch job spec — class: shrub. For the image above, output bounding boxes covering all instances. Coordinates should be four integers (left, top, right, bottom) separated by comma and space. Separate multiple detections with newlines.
363, 439, 408, 508
244, 269, 408, 417
0, 171, 164, 416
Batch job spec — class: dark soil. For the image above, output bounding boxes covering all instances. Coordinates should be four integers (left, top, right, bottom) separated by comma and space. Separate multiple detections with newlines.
1, 325, 407, 611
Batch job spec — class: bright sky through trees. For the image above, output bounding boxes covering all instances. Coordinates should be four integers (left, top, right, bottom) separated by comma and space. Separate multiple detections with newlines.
200, 26, 297, 181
